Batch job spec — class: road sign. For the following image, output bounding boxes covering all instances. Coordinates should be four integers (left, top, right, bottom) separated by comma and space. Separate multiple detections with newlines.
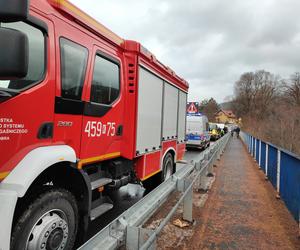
187, 102, 199, 114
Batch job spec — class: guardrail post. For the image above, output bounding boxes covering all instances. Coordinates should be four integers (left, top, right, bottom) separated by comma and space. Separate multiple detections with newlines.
248, 134, 251, 152
183, 179, 193, 222
259, 140, 262, 167
217, 141, 222, 160
177, 178, 185, 192
196, 160, 207, 191
253, 137, 255, 157
208, 160, 214, 176
251, 136, 253, 155
265, 144, 269, 179
207, 149, 214, 176
246, 134, 248, 150
126, 226, 156, 250
126, 226, 139, 250
254, 138, 257, 159
204, 151, 209, 161
199, 170, 207, 191
276, 149, 281, 198
209, 148, 214, 159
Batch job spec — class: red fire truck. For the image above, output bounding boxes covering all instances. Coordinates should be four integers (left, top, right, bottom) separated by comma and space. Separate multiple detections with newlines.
0, 1, 188, 249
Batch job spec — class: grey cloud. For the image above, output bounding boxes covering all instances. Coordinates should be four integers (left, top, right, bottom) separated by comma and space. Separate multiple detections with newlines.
70, 0, 300, 102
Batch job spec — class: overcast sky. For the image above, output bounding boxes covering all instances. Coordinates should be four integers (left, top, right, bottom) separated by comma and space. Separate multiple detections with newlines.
70, 0, 300, 103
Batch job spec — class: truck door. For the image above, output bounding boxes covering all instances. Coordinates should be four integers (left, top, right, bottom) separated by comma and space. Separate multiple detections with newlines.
53, 21, 90, 156
80, 46, 124, 163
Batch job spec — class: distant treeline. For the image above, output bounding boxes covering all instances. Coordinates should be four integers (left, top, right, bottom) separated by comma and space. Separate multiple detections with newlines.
232, 70, 300, 155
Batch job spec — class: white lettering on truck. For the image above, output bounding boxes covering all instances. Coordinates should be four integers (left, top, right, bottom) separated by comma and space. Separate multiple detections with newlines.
84, 121, 116, 137
0, 118, 28, 140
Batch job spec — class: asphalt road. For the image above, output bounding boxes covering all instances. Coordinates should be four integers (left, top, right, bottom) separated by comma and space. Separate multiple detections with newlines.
185, 141, 215, 163
86, 144, 213, 242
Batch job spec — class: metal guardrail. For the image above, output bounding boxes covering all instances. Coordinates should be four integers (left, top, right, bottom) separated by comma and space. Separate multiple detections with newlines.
79, 134, 230, 250
240, 132, 300, 223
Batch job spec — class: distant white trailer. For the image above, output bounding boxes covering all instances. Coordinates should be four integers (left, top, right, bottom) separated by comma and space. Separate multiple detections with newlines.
186, 114, 210, 149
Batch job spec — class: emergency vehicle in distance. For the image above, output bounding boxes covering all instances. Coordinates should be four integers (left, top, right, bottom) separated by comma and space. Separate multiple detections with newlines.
186, 114, 210, 149
0, 1, 188, 249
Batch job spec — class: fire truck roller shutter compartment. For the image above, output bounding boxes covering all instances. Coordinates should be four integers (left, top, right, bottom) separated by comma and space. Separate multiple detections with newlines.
136, 67, 163, 155
162, 83, 179, 140
177, 91, 188, 143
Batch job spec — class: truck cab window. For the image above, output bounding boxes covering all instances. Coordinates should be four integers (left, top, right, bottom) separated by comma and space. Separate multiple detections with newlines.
60, 38, 88, 100
0, 22, 45, 90
91, 55, 120, 105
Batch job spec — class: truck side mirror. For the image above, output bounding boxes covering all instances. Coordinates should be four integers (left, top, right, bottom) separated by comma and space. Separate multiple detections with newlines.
0, 28, 29, 78
0, 0, 29, 22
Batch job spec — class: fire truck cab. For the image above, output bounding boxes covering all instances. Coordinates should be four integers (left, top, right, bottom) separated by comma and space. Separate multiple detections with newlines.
0, 1, 188, 249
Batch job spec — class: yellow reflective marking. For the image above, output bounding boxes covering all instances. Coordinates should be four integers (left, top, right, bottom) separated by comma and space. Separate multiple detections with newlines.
0, 171, 10, 180
141, 169, 161, 181
78, 152, 121, 169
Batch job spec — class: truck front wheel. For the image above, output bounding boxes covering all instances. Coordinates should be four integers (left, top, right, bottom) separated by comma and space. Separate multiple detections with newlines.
11, 189, 78, 250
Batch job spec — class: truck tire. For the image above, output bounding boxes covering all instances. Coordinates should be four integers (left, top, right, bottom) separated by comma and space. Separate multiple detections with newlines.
161, 153, 174, 182
11, 189, 78, 250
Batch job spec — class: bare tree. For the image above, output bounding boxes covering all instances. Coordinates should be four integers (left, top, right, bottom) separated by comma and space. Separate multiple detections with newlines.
284, 72, 300, 106
232, 70, 300, 155
234, 72, 254, 116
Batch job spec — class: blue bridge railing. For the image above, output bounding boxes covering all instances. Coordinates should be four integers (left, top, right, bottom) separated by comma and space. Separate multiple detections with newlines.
241, 132, 300, 222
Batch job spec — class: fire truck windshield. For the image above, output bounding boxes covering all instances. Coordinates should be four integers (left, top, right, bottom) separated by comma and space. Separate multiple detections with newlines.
0, 21, 45, 92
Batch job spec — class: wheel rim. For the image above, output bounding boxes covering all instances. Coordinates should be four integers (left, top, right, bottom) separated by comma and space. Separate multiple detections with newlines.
164, 157, 173, 180
25, 209, 69, 250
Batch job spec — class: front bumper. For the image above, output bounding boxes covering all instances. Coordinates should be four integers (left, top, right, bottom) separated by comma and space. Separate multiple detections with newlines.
0, 187, 18, 250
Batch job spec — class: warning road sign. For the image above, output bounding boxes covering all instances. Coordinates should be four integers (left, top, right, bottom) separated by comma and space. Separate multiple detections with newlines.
187, 102, 199, 114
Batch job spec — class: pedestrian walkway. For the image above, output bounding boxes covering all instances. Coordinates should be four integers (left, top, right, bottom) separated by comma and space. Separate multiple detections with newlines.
191, 138, 300, 249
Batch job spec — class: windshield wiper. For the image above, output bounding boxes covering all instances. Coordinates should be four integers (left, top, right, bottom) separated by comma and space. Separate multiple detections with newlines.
0, 90, 12, 97
0, 89, 14, 103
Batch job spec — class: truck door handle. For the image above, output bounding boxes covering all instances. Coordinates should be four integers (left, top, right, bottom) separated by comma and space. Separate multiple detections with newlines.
116, 125, 123, 136
37, 122, 53, 139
